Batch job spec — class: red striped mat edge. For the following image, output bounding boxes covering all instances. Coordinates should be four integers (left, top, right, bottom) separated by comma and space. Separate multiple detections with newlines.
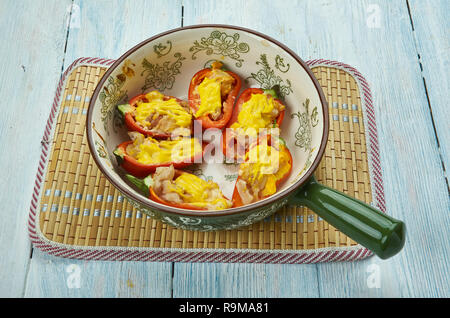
27, 57, 383, 263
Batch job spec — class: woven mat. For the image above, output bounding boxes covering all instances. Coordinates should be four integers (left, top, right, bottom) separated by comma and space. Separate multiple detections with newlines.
28, 57, 385, 263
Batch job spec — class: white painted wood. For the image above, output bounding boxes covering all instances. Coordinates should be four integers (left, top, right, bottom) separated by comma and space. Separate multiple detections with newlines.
172, 262, 319, 297
63, 0, 183, 68
180, 0, 450, 298
408, 0, 450, 183
0, 0, 71, 297
24, 249, 172, 297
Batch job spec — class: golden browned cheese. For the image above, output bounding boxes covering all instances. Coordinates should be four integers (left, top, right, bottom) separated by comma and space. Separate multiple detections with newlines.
237, 144, 291, 203
152, 166, 232, 210
194, 62, 235, 119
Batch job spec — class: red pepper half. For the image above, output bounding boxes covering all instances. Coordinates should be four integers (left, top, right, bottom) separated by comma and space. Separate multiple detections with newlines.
126, 170, 225, 211
231, 136, 293, 208
113, 139, 205, 178
118, 93, 191, 139
188, 62, 242, 130
149, 170, 208, 210
221, 88, 286, 161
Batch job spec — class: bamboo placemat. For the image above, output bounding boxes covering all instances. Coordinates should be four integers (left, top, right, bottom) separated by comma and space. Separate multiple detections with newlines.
28, 58, 384, 263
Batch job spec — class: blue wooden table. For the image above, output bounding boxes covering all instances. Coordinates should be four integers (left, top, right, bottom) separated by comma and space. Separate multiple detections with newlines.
0, 0, 448, 298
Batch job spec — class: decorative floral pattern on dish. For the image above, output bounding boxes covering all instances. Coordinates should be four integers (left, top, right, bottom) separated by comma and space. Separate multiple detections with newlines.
153, 40, 173, 58
95, 140, 107, 158
291, 98, 313, 151
98, 75, 128, 133
141, 52, 185, 92
189, 30, 250, 67
246, 54, 293, 98
274, 55, 290, 73
121, 59, 136, 78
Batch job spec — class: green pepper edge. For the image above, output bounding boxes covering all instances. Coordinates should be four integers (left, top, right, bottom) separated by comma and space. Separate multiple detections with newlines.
113, 148, 125, 166
117, 104, 133, 117
278, 136, 287, 147
262, 89, 277, 99
126, 174, 152, 197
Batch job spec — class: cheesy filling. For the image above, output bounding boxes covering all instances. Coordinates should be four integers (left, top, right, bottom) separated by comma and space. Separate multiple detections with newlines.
134, 91, 192, 136
126, 132, 202, 165
230, 93, 285, 136
236, 144, 291, 205
153, 165, 232, 210
194, 63, 235, 120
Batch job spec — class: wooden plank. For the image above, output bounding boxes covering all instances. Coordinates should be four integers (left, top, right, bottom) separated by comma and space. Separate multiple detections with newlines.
24, 0, 182, 298
24, 249, 172, 297
172, 263, 319, 297
180, 0, 450, 298
408, 0, 450, 185
0, 0, 71, 297
63, 0, 183, 67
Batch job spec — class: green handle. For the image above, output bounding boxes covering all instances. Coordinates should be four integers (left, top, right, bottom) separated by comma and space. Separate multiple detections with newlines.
289, 176, 406, 259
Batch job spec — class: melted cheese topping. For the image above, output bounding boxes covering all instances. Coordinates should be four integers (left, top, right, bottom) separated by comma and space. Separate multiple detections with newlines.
194, 68, 235, 119
239, 144, 291, 198
195, 77, 222, 118
231, 93, 284, 135
169, 173, 232, 209
134, 91, 192, 129
126, 133, 202, 165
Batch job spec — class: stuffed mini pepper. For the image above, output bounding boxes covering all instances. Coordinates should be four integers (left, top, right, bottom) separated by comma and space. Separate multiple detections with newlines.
232, 136, 292, 207
222, 87, 286, 161
188, 61, 241, 129
127, 165, 232, 211
114, 132, 203, 178
117, 90, 193, 138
